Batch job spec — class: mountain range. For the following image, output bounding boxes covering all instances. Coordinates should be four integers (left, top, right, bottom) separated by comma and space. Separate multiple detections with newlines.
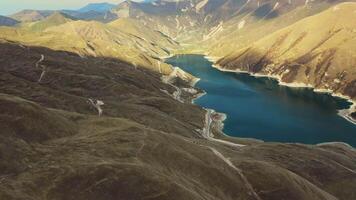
77, 2, 116, 12
8, 2, 117, 23
4, 0, 355, 100
216, 2, 356, 100
0, 11, 186, 79
1, 0, 356, 199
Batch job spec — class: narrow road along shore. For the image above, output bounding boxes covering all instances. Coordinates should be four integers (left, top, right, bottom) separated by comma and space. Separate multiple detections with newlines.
203, 109, 245, 148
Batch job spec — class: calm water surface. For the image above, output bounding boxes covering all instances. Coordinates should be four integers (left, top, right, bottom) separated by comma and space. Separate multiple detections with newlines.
166, 55, 356, 146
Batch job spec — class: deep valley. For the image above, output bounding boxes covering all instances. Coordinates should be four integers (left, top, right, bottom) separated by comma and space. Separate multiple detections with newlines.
0, 0, 356, 199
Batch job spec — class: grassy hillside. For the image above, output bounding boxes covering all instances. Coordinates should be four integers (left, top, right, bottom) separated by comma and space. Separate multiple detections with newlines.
1, 41, 356, 200
24, 12, 75, 31
9, 10, 53, 22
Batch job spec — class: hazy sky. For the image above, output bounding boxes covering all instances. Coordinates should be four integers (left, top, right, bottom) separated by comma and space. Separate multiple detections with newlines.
0, 0, 141, 15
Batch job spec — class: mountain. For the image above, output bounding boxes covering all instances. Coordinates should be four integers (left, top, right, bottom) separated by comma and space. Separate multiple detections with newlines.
24, 12, 75, 31
0, 15, 18, 26
216, 2, 356, 101
111, 0, 354, 43
1, 40, 356, 200
62, 9, 118, 22
1, 1, 356, 199
111, 0, 200, 37
62, 2, 118, 22
201, 0, 354, 55
39, 19, 180, 73
108, 17, 179, 49
9, 10, 53, 22
9, 3, 117, 23
0, 16, 185, 78
77, 2, 117, 13
111, 0, 356, 114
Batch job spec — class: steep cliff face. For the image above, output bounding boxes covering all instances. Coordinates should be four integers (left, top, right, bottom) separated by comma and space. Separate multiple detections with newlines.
217, 3, 356, 101
1, 41, 356, 200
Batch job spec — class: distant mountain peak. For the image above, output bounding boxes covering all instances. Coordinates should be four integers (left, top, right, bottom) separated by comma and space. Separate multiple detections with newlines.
27, 11, 75, 31
78, 2, 117, 13
48, 11, 76, 20
9, 9, 53, 22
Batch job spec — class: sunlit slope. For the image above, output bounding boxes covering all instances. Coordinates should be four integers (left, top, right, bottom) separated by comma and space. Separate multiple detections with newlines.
9, 10, 53, 22
111, 0, 353, 51
43, 19, 178, 74
21, 12, 75, 32
108, 18, 179, 54
201, 0, 354, 56
111, 0, 201, 41
217, 2, 356, 100
0, 17, 182, 76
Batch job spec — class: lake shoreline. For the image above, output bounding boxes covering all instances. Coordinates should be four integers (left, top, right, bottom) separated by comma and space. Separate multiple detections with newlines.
166, 54, 356, 147
204, 55, 356, 125
188, 67, 241, 144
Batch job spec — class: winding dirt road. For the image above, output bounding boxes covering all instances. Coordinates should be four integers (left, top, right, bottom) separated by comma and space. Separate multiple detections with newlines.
209, 147, 262, 200
35, 54, 46, 83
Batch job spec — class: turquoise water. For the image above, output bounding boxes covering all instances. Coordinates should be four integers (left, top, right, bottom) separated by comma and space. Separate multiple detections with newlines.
166, 54, 356, 146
